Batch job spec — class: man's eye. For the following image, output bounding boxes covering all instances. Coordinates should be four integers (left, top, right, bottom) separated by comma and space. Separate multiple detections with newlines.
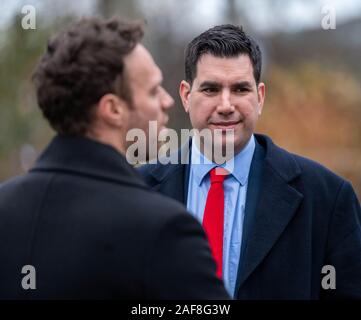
234, 87, 250, 93
150, 87, 159, 96
202, 88, 217, 93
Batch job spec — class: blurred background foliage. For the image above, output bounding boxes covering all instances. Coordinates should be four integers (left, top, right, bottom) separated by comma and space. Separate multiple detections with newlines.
0, 0, 360, 198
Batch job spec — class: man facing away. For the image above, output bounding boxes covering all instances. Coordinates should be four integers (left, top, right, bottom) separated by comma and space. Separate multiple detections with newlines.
139, 24, 361, 299
0, 17, 229, 300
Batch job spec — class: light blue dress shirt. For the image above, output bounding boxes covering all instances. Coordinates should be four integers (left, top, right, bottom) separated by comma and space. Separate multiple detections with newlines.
186, 135, 255, 297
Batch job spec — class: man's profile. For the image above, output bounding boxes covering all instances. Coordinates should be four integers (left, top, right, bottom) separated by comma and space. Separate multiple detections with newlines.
0, 17, 229, 300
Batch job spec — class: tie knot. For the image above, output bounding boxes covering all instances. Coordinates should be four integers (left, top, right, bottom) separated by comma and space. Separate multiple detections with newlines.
209, 167, 228, 184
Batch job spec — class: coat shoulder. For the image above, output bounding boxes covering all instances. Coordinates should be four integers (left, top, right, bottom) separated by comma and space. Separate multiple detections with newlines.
291, 152, 345, 187
259, 133, 347, 190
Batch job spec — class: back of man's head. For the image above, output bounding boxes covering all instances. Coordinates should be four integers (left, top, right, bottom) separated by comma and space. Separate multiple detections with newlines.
32, 17, 144, 136
184, 24, 262, 86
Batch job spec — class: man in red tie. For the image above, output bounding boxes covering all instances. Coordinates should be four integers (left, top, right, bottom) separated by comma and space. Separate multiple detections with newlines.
139, 24, 361, 299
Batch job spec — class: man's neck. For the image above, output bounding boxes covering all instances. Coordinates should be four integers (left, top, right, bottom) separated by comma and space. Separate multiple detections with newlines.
85, 129, 126, 156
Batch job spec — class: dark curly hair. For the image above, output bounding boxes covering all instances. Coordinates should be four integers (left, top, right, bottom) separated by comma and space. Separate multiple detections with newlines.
32, 17, 144, 135
185, 24, 262, 85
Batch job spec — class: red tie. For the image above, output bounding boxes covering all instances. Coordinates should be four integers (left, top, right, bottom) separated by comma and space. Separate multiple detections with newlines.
202, 167, 227, 278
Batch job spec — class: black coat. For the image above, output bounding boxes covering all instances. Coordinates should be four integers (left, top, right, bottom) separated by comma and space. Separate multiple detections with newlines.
0, 135, 229, 299
138, 134, 361, 299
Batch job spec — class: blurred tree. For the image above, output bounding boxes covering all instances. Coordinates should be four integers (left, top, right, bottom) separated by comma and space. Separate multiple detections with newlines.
96, 0, 141, 19
0, 13, 78, 179
259, 62, 361, 196
0, 14, 52, 178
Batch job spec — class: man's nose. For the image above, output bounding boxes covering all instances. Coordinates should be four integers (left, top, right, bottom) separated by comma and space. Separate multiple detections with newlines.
160, 87, 174, 110
217, 89, 234, 114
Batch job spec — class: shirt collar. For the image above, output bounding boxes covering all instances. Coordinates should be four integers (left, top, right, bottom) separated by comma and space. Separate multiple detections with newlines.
190, 134, 256, 186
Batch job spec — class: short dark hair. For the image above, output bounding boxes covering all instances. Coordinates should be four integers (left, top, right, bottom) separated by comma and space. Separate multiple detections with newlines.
33, 17, 144, 135
184, 24, 262, 85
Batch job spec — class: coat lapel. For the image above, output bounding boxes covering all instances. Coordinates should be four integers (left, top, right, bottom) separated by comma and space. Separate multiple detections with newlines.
235, 135, 304, 293
148, 142, 191, 205
152, 164, 187, 204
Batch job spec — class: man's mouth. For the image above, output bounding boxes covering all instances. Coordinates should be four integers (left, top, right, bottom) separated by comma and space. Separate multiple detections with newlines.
210, 120, 241, 129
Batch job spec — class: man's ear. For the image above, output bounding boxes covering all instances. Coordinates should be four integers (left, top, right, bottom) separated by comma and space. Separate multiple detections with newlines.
179, 80, 191, 113
257, 82, 266, 116
97, 93, 128, 128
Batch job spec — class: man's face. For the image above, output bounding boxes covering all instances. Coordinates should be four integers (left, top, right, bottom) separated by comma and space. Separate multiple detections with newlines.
180, 53, 265, 156
123, 44, 174, 153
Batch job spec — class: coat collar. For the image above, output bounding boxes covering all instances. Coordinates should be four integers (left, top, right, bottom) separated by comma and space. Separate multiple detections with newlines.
258, 134, 302, 182
31, 134, 147, 189
190, 134, 256, 186
146, 134, 302, 186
